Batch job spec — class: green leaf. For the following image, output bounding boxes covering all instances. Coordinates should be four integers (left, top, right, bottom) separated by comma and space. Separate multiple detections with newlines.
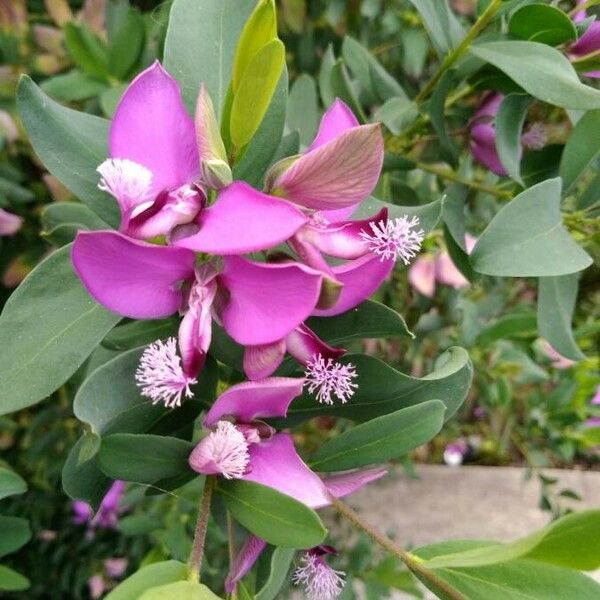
102, 319, 179, 351
105, 561, 188, 600
17, 76, 118, 225
62, 432, 110, 507
140, 581, 222, 599
216, 479, 327, 548
559, 109, 600, 190
64, 22, 109, 80
232, 0, 277, 92
330, 60, 365, 123
495, 94, 532, 185
164, 0, 255, 115
537, 274, 584, 361
230, 39, 285, 149
414, 540, 600, 600
428, 71, 458, 166
0, 467, 26, 500
309, 300, 413, 344
476, 312, 537, 347
98, 434, 193, 483
421, 510, 600, 570
318, 45, 336, 106
310, 400, 445, 472
0, 516, 30, 558
41, 70, 107, 102
107, 7, 145, 79
470, 41, 600, 110
41, 202, 109, 232
406, 0, 465, 57
287, 347, 472, 423
0, 244, 121, 416
118, 515, 163, 536
286, 74, 318, 146
0, 565, 29, 592
508, 4, 577, 46
232, 69, 288, 188
255, 548, 295, 600
470, 178, 592, 276
375, 98, 419, 136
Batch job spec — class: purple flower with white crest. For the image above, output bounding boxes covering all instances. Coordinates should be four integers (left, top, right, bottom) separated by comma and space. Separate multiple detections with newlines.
293, 546, 346, 600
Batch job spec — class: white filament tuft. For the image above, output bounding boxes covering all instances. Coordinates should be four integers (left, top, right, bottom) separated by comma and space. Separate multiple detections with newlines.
97, 158, 153, 204
304, 354, 358, 405
293, 553, 346, 600
359, 216, 425, 264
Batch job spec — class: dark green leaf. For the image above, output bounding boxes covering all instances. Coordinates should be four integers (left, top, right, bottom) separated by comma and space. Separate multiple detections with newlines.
98, 434, 193, 483
559, 109, 600, 190
495, 94, 532, 184
375, 98, 419, 136
330, 60, 365, 123
0, 516, 30, 558
41, 202, 109, 232
0, 245, 121, 415
0, 467, 26, 500
102, 319, 179, 351
255, 548, 295, 600
0, 565, 29, 592
407, 0, 465, 56
41, 70, 106, 102
287, 347, 472, 422
428, 71, 458, 166
105, 561, 188, 600
508, 4, 577, 46
164, 0, 255, 115
107, 8, 145, 79
470, 178, 592, 276
64, 22, 109, 80
286, 74, 318, 146
537, 274, 584, 361
470, 42, 600, 109
476, 312, 537, 347
17, 76, 118, 225
310, 400, 446, 471
318, 45, 336, 106
216, 479, 327, 548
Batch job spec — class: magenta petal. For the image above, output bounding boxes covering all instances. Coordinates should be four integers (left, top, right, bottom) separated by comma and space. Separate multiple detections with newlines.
470, 124, 507, 176
408, 254, 436, 297
243, 340, 287, 380
270, 124, 384, 211
219, 256, 323, 345
204, 378, 304, 426
302, 208, 388, 260
225, 535, 267, 594
243, 434, 332, 509
174, 182, 307, 254
110, 61, 199, 195
571, 21, 600, 56
0, 208, 23, 236
72, 231, 195, 319
308, 98, 360, 151
323, 467, 388, 499
312, 254, 394, 317
285, 323, 345, 365
321, 204, 360, 223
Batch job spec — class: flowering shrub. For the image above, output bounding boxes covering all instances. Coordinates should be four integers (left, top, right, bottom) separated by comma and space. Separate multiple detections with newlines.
0, 0, 599, 599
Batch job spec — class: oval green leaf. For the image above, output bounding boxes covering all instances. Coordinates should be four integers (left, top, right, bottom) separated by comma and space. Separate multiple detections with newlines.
0, 467, 26, 501
0, 516, 31, 559
105, 561, 188, 600
508, 4, 577, 46
0, 565, 30, 592
140, 581, 223, 599
216, 479, 327, 548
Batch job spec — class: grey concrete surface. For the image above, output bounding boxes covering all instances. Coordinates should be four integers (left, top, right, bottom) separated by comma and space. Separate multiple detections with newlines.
290, 465, 600, 599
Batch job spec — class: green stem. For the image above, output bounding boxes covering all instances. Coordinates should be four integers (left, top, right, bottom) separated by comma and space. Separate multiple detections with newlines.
569, 0, 600, 16
415, 161, 513, 199
331, 497, 468, 600
188, 476, 215, 582
414, 0, 503, 104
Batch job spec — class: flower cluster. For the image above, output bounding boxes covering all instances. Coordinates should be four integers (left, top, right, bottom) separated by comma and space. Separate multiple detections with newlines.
72, 61, 424, 410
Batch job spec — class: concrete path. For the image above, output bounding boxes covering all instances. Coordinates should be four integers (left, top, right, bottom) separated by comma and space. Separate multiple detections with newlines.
291, 465, 600, 599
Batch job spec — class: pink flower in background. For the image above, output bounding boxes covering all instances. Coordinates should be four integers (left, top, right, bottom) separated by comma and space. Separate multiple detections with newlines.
0, 110, 19, 143
469, 93, 546, 175
88, 574, 105, 599
72, 480, 126, 533
0, 208, 23, 236
586, 386, 600, 429
104, 558, 128, 579
539, 339, 576, 369
408, 234, 477, 297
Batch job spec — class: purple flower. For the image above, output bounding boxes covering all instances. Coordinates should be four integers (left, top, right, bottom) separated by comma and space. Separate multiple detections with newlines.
188, 378, 387, 506
443, 440, 469, 467
570, 1, 600, 78
72, 480, 126, 531
293, 546, 345, 600
88, 574, 105, 599
469, 93, 546, 175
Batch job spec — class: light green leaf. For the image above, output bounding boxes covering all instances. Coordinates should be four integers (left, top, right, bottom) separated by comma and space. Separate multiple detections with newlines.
470, 41, 600, 109
105, 561, 188, 600
17, 77, 118, 225
255, 548, 295, 600
310, 400, 446, 472
318, 44, 336, 106
41, 70, 107, 102
0, 245, 121, 416
508, 4, 577, 46
0, 516, 30, 559
230, 39, 285, 149
330, 60, 365, 123
495, 94, 532, 185
98, 434, 193, 484
559, 109, 600, 189
375, 98, 419, 136
164, 0, 255, 115
470, 178, 592, 276
286, 74, 318, 146
0, 467, 26, 501
0, 565, 29, 592
140, 581, 222, 599
287, 347, 472, 423
107, 7, 145, 79
216, 479, 327, 548
64, 22, 109, 80
537, 274, 585, 361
